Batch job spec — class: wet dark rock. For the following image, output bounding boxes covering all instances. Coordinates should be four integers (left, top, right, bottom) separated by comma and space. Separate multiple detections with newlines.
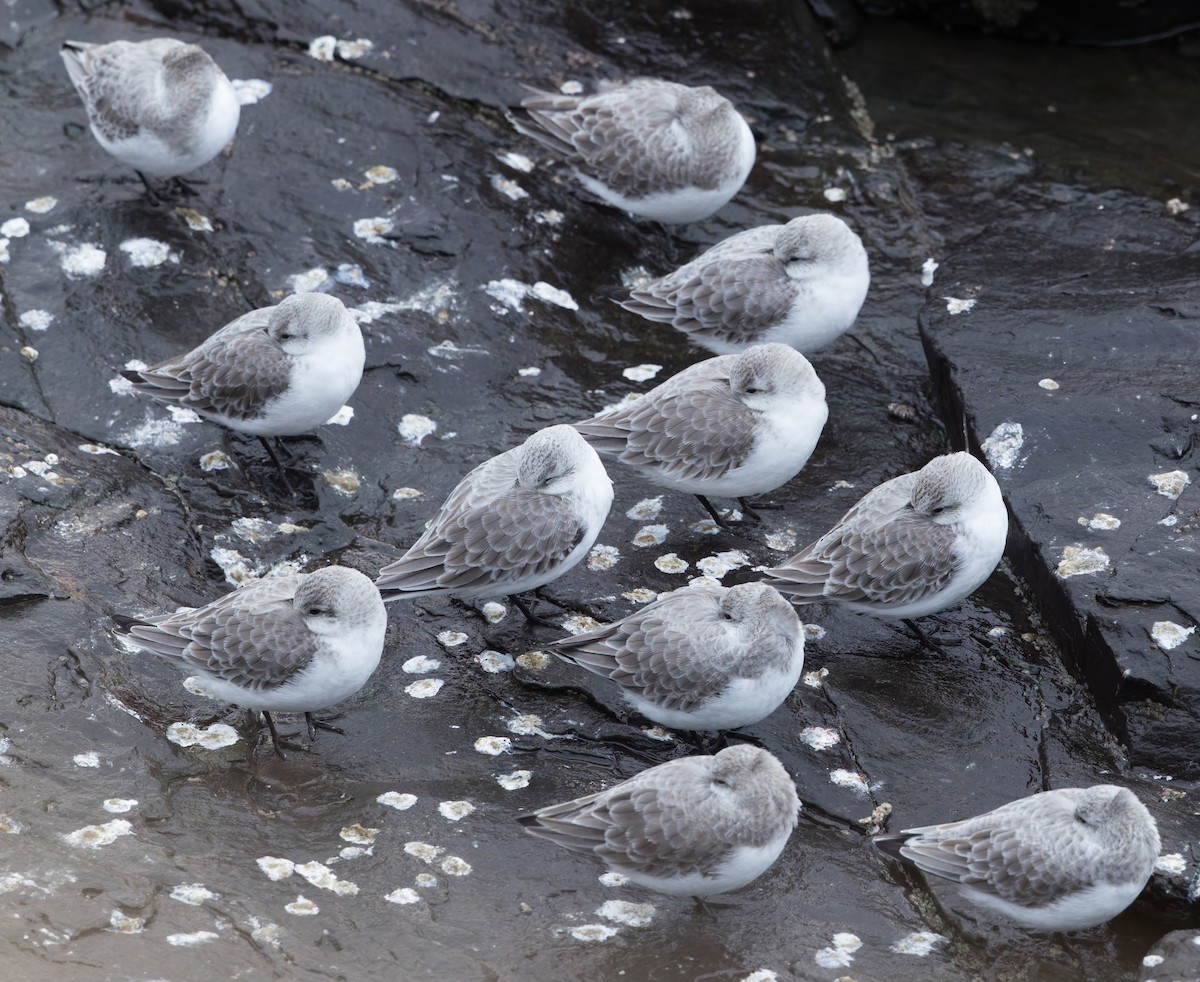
919, 192, 1200, 783
1, 1, 1197, 979
1139, 929, 1200, 982
862, 0, 1200, 46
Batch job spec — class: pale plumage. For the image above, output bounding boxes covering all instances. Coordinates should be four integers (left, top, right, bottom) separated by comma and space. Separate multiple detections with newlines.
763, 451, 1007, 619
519, 745, 800, 896
513, 78, 755, 224
574, 343, 827, 524
121, 293, 365, 439
115, 566, 388, 754
547, 582, 804, 731
620, 214, 870, 355
61, 38, 240, 183
375, 425, 613, 610
874, 785, 1160, 931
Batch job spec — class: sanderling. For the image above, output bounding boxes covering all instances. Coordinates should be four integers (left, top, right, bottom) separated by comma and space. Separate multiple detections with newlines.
518, 745, 800, 896
513, 78, 755, 224
61, 38, 240, 197
548, 582, 804, 731
574, 343, 827, 526
874, 785, 1160, 931
762, 452, 1007, 636
619, 214, 870, 355
375, 425, 613, 622
115, 566, 387, 756
122, 294, 365, 485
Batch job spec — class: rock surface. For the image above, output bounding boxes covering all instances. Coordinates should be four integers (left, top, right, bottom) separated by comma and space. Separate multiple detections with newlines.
0, 1, 1196, 979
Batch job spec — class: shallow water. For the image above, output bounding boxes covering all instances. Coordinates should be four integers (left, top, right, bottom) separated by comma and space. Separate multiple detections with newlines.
0, 3, 1196, 981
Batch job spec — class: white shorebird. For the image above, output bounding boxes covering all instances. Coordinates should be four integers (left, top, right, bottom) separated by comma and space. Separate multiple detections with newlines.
518, 745, 800, 896
375, 425, 613, 623
574, 343, 827, 526
547, 582, 804, 731
620, 214, 870, 355
512, 78, 755, 224
121, 293, 365, 486
115, 566, 388, 755
874, 785, 1160, 931
61, 38, 240, 198
762, 452, 1007, 640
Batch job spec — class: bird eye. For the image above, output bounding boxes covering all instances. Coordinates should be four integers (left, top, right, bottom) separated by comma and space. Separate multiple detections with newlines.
743, 386, 761, 395
720, 610, 734, 621
305, 606, 327, 617
930, 505, 947, 515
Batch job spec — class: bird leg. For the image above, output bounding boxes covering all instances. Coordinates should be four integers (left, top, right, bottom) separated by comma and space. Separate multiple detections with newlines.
136, 170, 165, 206
900, 618, 949, 655
695, 494, 737, 530
257, 437, 297, 496
305, 712, 347, 739
511, 593, 559, 628
261, 712, 293, 758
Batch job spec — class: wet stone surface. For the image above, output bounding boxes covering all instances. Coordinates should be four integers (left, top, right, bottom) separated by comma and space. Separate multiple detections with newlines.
0, 2, 1197, 980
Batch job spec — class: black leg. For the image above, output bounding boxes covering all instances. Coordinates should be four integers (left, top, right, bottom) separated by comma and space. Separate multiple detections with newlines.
695, 494, 734, 529
257, 437, 297, 495
901, 618, 948, 655
737, 497, 764, 523
305, 712, 346, 739
511, 593, 558, 628
263, 712, 288, 758
136, 170, 163, 205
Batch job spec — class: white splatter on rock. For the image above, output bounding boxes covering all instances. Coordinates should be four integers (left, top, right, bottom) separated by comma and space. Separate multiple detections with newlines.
285, 895, 319, 916
231, 78, 272, 104
1148, 470, 1191, 499
166, 930, 219, 946
1154, 853, 1187, 875
18, 310, 53, 332
103, 799, 137, 814
437, 630, 468, 648
398, 414, 437, 446
654, 553, 689, 574
170, 883, 218, 906
73, 752, 100, 768
571, 924, 618, 942
474, 736, 512, 756
166, 722, 240, 749
626, 497, 663, 520
622, 364, 662, 382
814, 932, 862, 969
829, 769, 872, 796
257, 857, 295, 881
294, 861, 358, 896
405, 679, 444, 699
596, 900, 655, 927
496, 770, 531, 791
477, 649, 515, 673
1150, 622, 1194, 651
340, 824, 379, 845
119, 238, 176, 268
438, 800, 476, 821
1055, 546, 1110, 578
982, 421, 1024, 470
403, 655, 441, 674
944, 297, 976, 315
587, 544, 620, 571
64, 819, 133, 849
377, 792, 417, 811
385, 888, 420, 905
891, 931, 947, 956
799, 727, 840, 751
633, 524, 668, 547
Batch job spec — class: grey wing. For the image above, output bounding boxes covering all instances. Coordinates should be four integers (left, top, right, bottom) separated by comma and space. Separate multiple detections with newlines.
119, 576, 318, 690
377, 449, 585, 594
125, 308, 291, 421
549, 588, 735, 710
64, 40, 181, 143
625, 255, 798, 347
885, 798, 1098, 907
765, 473, 957, 606
521, 763, 731, 876
577, 377, 757, 484
519, 83, 696, 198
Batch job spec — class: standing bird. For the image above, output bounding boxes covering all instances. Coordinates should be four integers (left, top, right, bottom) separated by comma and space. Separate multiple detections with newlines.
375, 425, 613, 624
874, 785, 1160, 931
512, 78, 755, 224
762, 452, 1007, 640
547, 582, 804, 732
60, 38, 240, 199
121, 293, 365, 487
114, 566, 388, 756
574, 343, 827, 526
619, 214, 870, 355
518, 745, 800, 896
